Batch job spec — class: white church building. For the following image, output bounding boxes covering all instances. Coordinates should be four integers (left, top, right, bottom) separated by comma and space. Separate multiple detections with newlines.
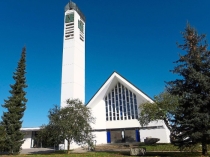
21, 1, 170, 149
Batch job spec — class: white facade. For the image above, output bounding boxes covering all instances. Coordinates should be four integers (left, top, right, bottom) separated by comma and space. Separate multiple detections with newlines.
60, 1, 85, 107
21, 127, 40, 149
87, 72, 170, 144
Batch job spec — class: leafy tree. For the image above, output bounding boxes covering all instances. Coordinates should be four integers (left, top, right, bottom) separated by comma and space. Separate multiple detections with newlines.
1, 47, 27, 154
166, 24, 210, 155
44, 99, 95, 154
36, 124, 63, 149
138, 91, 178, 132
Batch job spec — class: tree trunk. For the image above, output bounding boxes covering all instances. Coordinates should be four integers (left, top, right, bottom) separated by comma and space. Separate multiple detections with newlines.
67, 140, 70, 154
202, 139, 207, 156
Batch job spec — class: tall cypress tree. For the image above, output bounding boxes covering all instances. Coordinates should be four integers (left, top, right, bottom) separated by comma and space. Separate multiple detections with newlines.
167, 24, 210, 155
1, 47, 27, 154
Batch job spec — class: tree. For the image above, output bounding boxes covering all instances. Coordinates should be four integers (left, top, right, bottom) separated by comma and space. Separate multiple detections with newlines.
166, 24, 210, 155
36, 124, 63, 149
36, 107, 65, 149
0, 125, 6, 151
1, 47, 27, 154
138, 91, 179, 132
44, 99, 95, 154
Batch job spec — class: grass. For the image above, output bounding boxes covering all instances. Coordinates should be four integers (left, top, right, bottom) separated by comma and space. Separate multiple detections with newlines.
0, 144, 208, 157
0, 152, 207, 157
139, 143, 202, 152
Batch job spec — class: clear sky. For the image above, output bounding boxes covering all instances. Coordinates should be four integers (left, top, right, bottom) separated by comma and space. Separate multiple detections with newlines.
0, 0, 210, 127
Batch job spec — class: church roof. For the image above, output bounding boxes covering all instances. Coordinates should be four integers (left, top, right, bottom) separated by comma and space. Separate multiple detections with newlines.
86, 71, 153, 108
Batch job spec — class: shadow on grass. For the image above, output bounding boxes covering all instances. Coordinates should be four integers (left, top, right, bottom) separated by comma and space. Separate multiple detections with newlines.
27, 150, 72, 155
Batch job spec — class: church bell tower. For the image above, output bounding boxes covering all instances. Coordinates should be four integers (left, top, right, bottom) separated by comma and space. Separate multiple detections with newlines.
60, 1, 85, 107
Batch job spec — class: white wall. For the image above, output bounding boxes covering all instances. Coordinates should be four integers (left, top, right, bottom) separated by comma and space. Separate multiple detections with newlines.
106, 119, 140, 129
21, 131, 32, 149
90, 100, 106, 130
140, 128, 170, 143
92, 131, 107, 145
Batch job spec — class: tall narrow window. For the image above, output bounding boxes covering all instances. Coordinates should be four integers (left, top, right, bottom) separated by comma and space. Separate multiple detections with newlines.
105, 96, 108, 121
134, 94, 138, 119
104, 83, 138, 121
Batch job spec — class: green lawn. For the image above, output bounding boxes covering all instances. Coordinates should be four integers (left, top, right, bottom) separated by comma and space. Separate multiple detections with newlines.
139, 143, 201, 152
1, 152, 207, 157
0, 143, 208, 157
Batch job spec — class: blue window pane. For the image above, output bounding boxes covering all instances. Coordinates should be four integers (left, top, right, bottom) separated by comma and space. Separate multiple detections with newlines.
126, 89, 129, 96
134, 98, 137, 104
130, 91, 132, 97
118, 82, 121, 87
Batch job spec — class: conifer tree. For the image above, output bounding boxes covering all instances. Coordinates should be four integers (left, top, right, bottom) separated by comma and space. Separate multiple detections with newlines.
1, 47, 27, 154
167, 24, 210, 155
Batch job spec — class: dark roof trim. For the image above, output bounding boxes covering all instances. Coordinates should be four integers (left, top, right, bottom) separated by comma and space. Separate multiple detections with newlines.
85, 71, 154, 105
65, 1, 86, 22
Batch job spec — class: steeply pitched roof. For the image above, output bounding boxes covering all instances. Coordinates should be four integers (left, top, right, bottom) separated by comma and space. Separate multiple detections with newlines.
86, 71, 153, 108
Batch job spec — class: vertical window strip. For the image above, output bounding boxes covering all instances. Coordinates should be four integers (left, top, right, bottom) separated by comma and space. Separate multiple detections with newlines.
115, 85, 119, 120
108, 93, 112, 121
105, 96, 108, 121
126, 89, 130, 119
112, 89, 115, 120
122, 86, 127, 120
118, 83, 123, 120
104, 83, 138, 121
134, 94, 138, 119
130, 91, 134, 119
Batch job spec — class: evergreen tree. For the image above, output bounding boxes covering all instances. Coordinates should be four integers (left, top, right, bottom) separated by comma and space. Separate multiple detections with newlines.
167, 24, 210, 155
1, 47, 27, 154
0, 125, 6, 151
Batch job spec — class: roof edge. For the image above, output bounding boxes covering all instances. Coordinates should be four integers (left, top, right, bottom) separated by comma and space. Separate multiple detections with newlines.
86, 71, 154, 106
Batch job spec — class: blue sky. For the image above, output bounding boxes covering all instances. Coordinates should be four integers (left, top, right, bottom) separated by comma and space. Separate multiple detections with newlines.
0, 0, 210, 127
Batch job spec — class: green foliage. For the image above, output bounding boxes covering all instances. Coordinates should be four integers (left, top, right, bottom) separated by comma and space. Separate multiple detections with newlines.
42, 99, 95, 154
166, 24, 210, 155
0, 125, 6, 151
1, 47, 27, 154
138, 91, 179, 131
36, 124, 64, 148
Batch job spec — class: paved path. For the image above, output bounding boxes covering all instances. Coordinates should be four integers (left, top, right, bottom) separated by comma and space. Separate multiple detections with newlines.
21, 147, 88, 154
21, 148, 55, 154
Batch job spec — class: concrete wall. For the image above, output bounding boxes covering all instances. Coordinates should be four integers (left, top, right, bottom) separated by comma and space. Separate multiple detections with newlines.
90, 100, 106, 130
92, 131, 107, 145
140, 127, 170, 143
22, 131, 32, 149
61, 9, 85, 106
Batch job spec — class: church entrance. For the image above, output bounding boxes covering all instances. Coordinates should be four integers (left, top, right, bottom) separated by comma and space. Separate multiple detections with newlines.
107, 128, 139, 143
